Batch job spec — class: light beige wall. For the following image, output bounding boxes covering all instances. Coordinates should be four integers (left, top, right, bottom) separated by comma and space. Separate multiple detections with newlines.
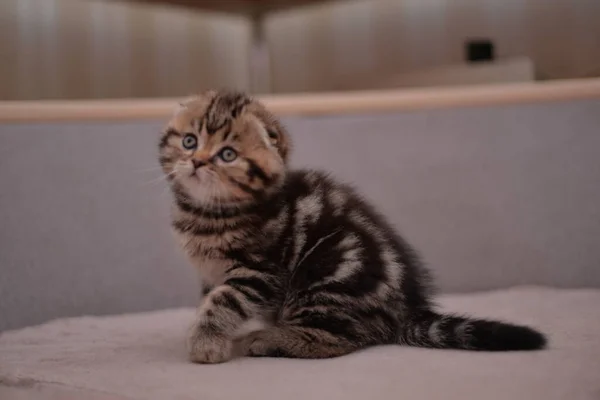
0, 0, 253, 100
330, 57, 535, 91
264, 0, 600, 93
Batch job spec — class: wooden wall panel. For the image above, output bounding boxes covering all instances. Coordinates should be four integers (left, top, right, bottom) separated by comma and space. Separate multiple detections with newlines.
264, 0, 600, 93
0, 0, 253, 100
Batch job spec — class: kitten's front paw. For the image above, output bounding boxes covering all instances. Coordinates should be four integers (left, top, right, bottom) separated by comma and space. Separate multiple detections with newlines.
235, 331, 269, 357
187, 330, 234, 364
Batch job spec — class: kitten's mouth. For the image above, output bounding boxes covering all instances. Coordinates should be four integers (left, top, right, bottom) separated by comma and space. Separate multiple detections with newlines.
189, 171, 201, 181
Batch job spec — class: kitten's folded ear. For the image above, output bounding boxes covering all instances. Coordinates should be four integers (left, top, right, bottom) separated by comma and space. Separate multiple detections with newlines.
248, 101, 291, 163
173, 97, 194, 116
173, 91, 217, 117
265, 123, 290, 162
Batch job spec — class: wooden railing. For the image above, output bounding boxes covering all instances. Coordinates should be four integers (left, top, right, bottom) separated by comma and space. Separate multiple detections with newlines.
1, 79, 599, 123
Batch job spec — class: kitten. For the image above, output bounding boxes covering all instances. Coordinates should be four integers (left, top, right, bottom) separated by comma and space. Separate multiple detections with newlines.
158, 90, 546, 363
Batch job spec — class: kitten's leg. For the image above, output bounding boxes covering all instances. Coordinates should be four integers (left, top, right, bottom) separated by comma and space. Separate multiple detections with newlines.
244, 324, 358, 359
188, 265, 281, 364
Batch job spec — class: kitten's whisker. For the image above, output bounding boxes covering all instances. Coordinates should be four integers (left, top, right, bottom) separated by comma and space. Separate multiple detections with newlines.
159, 186, 171, 199
133, 166, 165, 173
140, 170, 176, 187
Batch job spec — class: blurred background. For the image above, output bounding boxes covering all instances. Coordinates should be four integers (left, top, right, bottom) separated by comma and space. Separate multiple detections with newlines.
1, 0, 599, 99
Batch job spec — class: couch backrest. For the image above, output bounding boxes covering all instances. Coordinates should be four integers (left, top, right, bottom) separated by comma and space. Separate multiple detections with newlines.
1, 96, 600, 331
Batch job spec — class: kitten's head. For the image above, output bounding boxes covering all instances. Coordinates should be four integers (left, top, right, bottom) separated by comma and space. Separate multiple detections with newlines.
158, 90, 290, 207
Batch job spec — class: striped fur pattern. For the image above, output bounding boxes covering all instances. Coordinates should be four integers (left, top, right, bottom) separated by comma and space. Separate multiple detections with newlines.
158, 90, 546, 363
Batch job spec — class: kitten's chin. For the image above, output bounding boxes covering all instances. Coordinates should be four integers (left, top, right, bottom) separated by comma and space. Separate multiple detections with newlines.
177, 177, 219, 205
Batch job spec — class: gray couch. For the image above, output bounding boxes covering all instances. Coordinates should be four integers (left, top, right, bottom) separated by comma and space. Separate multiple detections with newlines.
1, 99, 600, 399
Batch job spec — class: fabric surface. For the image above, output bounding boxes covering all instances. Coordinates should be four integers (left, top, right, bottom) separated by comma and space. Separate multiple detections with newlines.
2, 100, 600, 332
1, 287, 599, 400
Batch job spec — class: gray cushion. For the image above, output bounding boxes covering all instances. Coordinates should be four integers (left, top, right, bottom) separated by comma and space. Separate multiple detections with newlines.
1, 287, 598, 400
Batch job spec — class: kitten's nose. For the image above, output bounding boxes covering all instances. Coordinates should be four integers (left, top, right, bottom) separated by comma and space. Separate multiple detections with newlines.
192, 159, 206, 169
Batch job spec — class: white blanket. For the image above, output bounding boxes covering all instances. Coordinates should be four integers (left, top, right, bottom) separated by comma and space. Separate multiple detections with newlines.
1, 287, 599, 400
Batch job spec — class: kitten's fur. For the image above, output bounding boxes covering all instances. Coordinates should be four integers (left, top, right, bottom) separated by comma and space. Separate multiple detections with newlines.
158, 90, 546, 363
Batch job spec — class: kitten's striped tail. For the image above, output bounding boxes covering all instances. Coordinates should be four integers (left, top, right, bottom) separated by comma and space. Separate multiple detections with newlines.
400, 311, 546, 351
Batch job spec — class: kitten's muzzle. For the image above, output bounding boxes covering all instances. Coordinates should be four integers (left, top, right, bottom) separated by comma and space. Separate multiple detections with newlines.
192, 159, 207, 169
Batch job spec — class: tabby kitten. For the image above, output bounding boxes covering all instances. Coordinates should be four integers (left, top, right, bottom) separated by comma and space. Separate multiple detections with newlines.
158, 90, 546, 363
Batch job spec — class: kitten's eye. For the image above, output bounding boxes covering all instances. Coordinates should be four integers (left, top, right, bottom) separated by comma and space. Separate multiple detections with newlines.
182, 134, 197, 150
218, 147, 237, 162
